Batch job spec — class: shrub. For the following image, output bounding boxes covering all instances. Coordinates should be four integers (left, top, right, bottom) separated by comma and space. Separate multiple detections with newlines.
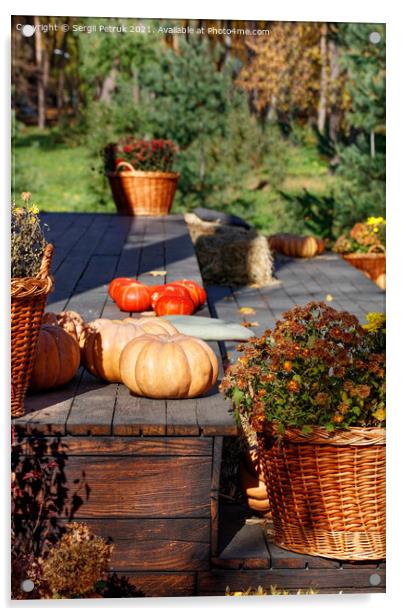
41, 523, 113, 598
105, 137, 179, 173
221, 302, 385, 434
333, 217, 386, 254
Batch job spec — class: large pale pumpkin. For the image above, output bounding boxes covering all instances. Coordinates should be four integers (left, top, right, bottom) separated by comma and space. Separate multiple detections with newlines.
82, 319, 146, 382
123, 317, 179, 336
120, 333, 219, 399
43, 310, 86, 343
30, 325, 80, 391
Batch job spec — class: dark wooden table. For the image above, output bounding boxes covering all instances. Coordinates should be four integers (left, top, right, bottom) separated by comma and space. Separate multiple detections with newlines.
13, 213, 385, 597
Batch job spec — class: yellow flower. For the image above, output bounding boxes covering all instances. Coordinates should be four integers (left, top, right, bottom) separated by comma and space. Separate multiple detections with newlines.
13, 207, 23, 215
30, 204, 40, 215
373, 407, 386, 421
367, 216, 385, 226
362, 312, 386, 332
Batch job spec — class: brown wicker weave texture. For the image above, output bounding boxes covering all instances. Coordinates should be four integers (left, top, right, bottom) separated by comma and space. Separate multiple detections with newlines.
258, 425, 385, 561
107, 164, 179, 216
342, 246, 386, 282
11, 244, 54, 417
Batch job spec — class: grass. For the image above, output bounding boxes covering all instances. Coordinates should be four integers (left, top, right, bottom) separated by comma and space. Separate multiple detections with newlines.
12, 126, 340, 235
12, 127, 115, 213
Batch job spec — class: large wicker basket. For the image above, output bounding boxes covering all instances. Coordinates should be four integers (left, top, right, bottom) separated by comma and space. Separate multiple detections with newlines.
342, 246, 386, 282
257, 423, 385, 561
107, 162, 180, 216
11, 244, 54, 417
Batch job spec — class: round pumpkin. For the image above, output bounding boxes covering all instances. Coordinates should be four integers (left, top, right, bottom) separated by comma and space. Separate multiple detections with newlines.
155, 293, 194, 316
268, 234, 325, 258
376, 273, 386, 290
150, 284, 192, 310
43, 310, 86, 343
123, 316, 179, 336
115, 282, 152, 312
30, 325, 80, 391
108, 277, 133, 301
120, 333, 218, 398
82, 319, 146, 382
172, 280, 207, 307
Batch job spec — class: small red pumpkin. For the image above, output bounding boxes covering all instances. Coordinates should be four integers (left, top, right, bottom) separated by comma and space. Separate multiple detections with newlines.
109, 277, 134, 301
115, 282, 152, 312
154, 293, 194, 316
171, 280, 207, 307
151, 284, 192, 310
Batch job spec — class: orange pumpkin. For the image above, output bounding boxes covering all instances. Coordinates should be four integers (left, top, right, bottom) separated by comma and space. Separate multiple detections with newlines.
170, 280, 207, 308
269, 234, 325, 258
376, 273, 386, 290
43, 310, 86, 343
82, 319, 146, 382
108, 277, 133, 301
30, 325, 80, 391
150, 284, 192, 310
115, 281, 152, 312
120, 333, 218, 398
155, 293, 194, 316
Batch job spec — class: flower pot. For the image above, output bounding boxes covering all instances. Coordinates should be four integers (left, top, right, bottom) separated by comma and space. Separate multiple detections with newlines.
11, 244, 54, 417
106, 162, 180, 216
257, 423, 385, 560
342, 250, 386, 282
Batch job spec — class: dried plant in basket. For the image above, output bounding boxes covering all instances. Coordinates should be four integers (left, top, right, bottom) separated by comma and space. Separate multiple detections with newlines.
11, 192, 48, 278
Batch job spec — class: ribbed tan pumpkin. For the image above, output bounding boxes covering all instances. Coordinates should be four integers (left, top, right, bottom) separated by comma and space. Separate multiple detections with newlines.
82, 319, 146, 382
43, 310, 86, 343
269, 234, 325, 258
123, 316, 178, 336
120, 333, 219, 399
30, 324, 80, 391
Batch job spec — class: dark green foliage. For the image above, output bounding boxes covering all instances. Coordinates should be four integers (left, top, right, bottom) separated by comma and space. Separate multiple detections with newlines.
334, 24, 385, 221
280, 190, 338, 241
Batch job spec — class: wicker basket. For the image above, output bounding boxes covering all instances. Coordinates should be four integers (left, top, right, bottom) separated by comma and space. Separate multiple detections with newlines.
11, 244, 54, 417
342, 246, 386, 282
257, 423, 385, 561
107, 162, 180, 216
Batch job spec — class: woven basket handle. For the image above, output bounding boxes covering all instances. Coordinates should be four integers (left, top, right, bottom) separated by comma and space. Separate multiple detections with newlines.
368, 244, 386, 254
116, 161, 135, 173
38, 244, 54, 279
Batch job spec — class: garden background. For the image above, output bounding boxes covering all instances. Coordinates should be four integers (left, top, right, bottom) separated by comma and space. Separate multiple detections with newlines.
12, 17, 385, 241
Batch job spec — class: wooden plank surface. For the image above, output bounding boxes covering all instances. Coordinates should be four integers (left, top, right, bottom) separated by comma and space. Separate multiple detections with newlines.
119, 572, 196, 597
197, 568, 386, 595
36, 454, 212, 518
19, 436, 213, 457
20, 213, 235, 436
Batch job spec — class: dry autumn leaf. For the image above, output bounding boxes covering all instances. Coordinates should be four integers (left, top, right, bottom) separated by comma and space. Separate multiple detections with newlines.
242, 321, 259, 328
147, 270, 167, 277
239, 307, 256, 315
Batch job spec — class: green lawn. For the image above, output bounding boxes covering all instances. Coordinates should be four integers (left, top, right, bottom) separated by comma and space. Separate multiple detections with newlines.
12, 126, 339, 235
12, 128, 115, 213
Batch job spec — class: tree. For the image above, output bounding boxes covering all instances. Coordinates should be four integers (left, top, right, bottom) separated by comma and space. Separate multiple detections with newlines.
335, 24, 386, 222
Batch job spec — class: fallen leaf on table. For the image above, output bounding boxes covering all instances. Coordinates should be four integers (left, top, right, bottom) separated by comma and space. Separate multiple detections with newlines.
325, 294, 334, 302
239, 306, 256, 315
147, 270, 167, 277
242, 321, 259, 328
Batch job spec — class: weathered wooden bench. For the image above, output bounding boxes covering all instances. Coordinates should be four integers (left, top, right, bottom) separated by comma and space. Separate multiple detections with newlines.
14, 213, 385, 597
